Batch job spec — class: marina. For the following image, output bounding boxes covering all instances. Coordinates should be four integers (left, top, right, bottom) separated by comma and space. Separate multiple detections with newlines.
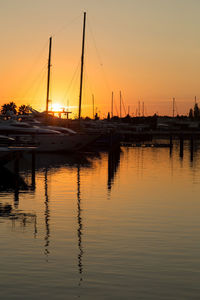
1, 1, 200, 299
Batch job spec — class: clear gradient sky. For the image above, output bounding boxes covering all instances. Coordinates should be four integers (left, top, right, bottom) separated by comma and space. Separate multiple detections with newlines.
0, 0, 200, 117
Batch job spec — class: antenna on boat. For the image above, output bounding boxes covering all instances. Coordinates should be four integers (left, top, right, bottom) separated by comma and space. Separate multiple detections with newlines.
111, 91, 114, 118
120, 91, 122, 118
172, 97, 175, 118
78, 12, 86, 120
46, 36, 52, 115
138, 101, 140, 117
92, 94, 94, 119
142, 102, 144, 117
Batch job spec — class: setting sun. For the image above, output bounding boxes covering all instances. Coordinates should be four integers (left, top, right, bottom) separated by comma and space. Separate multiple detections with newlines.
51, 103, 63, 112
1, 1, 200, 299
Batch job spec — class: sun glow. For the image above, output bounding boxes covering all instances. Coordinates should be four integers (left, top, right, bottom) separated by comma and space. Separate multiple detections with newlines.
50, 103, 79, 118
51, 103, 63, 112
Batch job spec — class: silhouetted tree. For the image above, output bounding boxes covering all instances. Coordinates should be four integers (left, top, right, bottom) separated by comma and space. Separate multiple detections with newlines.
1, 102, 17, 115
18, 105, 30, 115
107, 112, 110, 120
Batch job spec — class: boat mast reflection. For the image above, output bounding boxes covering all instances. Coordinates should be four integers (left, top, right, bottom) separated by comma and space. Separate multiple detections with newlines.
44, 168, 50, 261
13, 152, 36, 208
77, 165, 83, 285
0, 165, 33, 209
107, 148, 121, 192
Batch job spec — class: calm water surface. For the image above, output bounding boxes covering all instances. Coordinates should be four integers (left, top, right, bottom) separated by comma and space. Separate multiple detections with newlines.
0, 142, 200, 299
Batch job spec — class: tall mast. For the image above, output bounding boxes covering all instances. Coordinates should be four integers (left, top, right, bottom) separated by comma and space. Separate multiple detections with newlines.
92, 94, 94, 119
173, 97, 175, 118
78, 12, 86, 120
111, 91, 114, 118
142, 101, 144, 117
120, 91, 122, 118
46, 36, 52, 114
138, 101, 140, 117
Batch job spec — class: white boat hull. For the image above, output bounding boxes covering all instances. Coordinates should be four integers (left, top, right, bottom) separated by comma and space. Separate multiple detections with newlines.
8, 133, 97, 152
0, 121, 98, 152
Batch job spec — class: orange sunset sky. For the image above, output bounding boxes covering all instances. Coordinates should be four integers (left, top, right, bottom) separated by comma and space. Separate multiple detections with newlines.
0, 0, 200, 118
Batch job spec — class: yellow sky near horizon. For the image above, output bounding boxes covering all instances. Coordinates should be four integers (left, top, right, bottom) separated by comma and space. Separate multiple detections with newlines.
0, 0, 200, 118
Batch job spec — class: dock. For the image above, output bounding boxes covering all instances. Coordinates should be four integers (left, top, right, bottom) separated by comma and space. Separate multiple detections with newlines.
121, 142, 171, 148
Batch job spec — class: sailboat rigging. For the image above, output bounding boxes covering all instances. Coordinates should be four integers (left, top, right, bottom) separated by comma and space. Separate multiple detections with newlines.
46, 36, 52, 115
0, 12, 98, 152
78, 12, 86, 119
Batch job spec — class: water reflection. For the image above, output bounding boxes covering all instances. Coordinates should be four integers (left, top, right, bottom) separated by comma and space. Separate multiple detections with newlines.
33, 153, 92, 171
0, 202, 13, 216
0, 200, 37, 235
0, 166, 29, 192
107, 147, 121, 192
44, 169, 50, 261
190, 137, 194, 162
0, 155, 37, 235
77, 165, 83, 285
169, 137, 198, 163
17, 152, 95, 265
179, 136, 184, 159
0, 166, 34, 208
2, 144, 200, 299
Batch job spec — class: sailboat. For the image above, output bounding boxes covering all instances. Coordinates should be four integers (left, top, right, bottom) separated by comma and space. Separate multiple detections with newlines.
34, 11, 98, 152
0, 13, 98, 152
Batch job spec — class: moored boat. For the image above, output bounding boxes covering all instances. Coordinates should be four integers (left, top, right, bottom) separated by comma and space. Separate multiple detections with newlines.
0, 120, 98, 152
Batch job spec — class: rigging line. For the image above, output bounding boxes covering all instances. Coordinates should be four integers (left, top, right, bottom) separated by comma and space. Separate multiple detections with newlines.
16, 40, 49, 99
87, 18, 103, 66
29, 68, 47, 104
19, 63, 48, 101
61, 60, 81, 103
175, 101, 179, 116
87, 17, 111, 93
81, 69, 89, 112
82, 77, 94, 111
114, 100, 119, 117
84, 66, 94, 96
52, 13, 82, 38
121, 94, 127, 116
83, 45, 95, 96
27, 66, 47, 104
28, 39, 49, 66
70, 66, 81, 107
